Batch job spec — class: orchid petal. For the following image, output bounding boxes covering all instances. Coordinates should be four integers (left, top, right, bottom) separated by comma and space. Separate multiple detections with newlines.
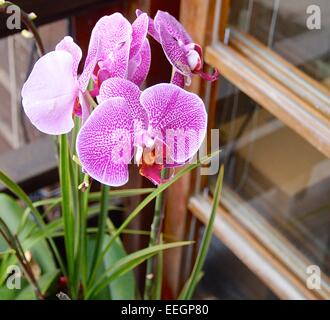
140, 84, 207, 163
154, 10, 192, 45
102, 41, 131, 78
136, 9, 160, 42
171, 71, 185, 88
22, 51, 78, 135
130, 13, 148, 59
128, 39, 151, 86
55, 36, 82, 77
76, 98, 134, 186
158, 23, 191, 76
98, 77, 148, 128
79, 13, 132, 91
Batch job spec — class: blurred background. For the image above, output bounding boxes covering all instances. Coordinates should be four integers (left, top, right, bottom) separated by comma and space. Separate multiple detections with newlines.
0, 0, 329, 299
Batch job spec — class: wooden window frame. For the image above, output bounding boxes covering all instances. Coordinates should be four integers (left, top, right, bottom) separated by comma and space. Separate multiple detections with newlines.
164, 0, 330, 300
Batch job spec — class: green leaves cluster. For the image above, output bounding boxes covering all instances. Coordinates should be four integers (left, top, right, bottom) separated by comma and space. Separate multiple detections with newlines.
0, 139, 222, 299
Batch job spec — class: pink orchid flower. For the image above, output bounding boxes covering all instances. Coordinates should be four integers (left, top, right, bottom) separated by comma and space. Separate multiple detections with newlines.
76, 78, 207, 186
22, 13, 150, 135
83, 12, 151, 96
137, 10, 219, 87
21, 36, 89, 135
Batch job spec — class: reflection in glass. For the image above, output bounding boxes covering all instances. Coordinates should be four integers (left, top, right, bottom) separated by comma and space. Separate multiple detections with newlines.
209, 77, 330, 294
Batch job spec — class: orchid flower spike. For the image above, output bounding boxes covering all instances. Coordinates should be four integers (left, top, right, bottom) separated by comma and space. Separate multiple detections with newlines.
22, 36, 89, 135
137, 9, 219, 87
76, 78, 207, 186
22, 12, 151, 135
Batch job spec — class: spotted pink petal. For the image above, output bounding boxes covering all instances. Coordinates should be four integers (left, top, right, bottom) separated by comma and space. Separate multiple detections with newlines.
101, 40, 131, 79
130, 13, 148, 59
78, 38, 101, 92
76, 98, 134, 186
158, 23, 191, 76
98, 77, 148, 128
79, 13, 132, 91
22, 51, 78, 135
55, 36, 82, 78
128, 39, 151, 86
154, 10, 192, 45
140, 84, 207, 164
136, 9, 160, 42
171, 71, 185, 88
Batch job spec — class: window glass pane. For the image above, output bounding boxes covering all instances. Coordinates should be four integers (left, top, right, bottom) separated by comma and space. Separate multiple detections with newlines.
228, 0, 330, 88
208, 77, 330, 292
197, 235, 277, 299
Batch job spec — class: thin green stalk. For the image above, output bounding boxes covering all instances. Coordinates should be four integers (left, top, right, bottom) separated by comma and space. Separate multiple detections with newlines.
59, 134, 75, 297
75, 182, 90, 299
71, 117, 83, 297
88, 184, 110, 284
179, 165, 224, 300
144, 170, 167, 300
154, 233, 164, 300
88, 188, 155, 201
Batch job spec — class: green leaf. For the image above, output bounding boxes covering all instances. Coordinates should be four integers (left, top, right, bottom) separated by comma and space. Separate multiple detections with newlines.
88, 241, 192, 298
0, 249, 15, 256
103, 238, 136, 300
0, 194, 56, 274
86, 236, 111, 300
0, 285, 22, 300
104, 220, 136, 300
15, 270, 59, 300
0, 195, 58, 299
26, 188, 156, 209
179, 165, 224, 300
0, 171, 42, 225
88, 188, 155, 201
86, 229, 136, 300
0, 171, 65, 275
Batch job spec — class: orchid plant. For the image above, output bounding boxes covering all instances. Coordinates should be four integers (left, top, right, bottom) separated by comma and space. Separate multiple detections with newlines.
0, 3, 223, 301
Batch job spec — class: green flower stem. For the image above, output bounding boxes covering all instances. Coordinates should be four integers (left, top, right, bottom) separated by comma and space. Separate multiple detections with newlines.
59, 134, 75, 297
144, 169, 167, 300
154, 233, 164, 300
76, 181, 90, 298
